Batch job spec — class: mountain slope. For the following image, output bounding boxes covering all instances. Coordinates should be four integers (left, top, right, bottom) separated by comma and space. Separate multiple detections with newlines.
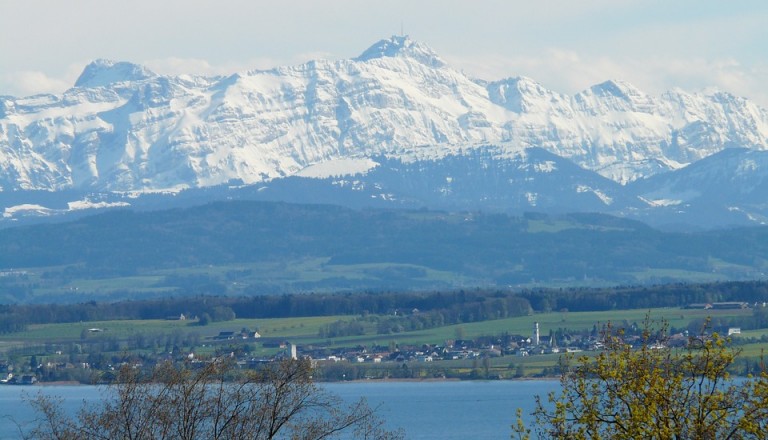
2, 200, 768, 302
628, 148, 768, 228
248, 146, 642, 213
2, 36, 767, 193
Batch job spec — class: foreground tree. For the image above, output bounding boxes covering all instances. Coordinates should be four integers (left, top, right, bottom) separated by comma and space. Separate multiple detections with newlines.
514, 320, 768, 440
26, 359, 402, 440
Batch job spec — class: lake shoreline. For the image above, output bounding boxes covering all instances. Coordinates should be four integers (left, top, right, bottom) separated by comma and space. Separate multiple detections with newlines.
9, 376, 561, 387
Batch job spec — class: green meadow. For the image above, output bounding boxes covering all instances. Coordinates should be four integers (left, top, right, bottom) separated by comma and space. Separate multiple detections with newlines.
2, 307, 759, 353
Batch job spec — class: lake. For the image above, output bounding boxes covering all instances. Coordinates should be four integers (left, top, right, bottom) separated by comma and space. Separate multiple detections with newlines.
0, 380, 559, 439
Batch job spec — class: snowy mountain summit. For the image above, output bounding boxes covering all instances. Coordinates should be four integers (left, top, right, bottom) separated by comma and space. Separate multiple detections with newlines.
1, 35, 768, 195
75, 59, 158, 88
355, 35, 446, 67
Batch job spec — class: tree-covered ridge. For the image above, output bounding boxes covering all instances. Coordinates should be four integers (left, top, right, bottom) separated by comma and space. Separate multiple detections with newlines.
0, 201, 767, 302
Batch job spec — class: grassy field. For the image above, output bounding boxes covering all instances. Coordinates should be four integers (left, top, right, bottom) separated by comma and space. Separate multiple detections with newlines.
2, 305, 767, 380
5, 258, 482, 303
2, 307, 755, 348
9, 248, 762, 303
284, 308, 757, 351
0, 315, 351, 343
626, 268, 723, 283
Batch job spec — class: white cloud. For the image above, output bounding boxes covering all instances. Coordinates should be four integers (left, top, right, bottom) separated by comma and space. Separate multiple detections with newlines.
3, 40, 767, 111
143, 52, 336, 77
1, 0, 766, 106
0, 62, 89, 97
0, 51, 339, 98
445, 51, 768, 107
0, 71, 72, 97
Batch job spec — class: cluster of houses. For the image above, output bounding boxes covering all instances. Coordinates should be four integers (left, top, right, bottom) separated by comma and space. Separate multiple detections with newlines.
0, 372, 37, 385
241, 321, 592, 365
6, 306, 755, 384
214, 329, 261, 340
685, 302, 752, 310
265, 317, 740, 364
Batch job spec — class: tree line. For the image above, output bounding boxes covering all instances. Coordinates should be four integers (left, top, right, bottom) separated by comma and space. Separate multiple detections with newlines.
519, 280, 768, 312
0, 289, 532, 334
3, 280, 768, 334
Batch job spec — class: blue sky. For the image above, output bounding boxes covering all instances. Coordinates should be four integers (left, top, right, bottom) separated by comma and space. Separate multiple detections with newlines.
2, 0, 767, 105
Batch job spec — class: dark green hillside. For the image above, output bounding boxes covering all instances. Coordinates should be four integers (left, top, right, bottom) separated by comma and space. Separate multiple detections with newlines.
0, 201, 767, 302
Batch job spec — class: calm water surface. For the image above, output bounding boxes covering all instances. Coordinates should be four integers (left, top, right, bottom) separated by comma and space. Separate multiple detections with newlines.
0, 380, 558, 439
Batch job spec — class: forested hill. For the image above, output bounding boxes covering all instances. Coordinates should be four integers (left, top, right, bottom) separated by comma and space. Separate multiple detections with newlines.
0, 200, 767, 301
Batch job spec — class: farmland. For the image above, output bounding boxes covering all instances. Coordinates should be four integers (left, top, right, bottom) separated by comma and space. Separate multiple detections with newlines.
2, 303, 766, 383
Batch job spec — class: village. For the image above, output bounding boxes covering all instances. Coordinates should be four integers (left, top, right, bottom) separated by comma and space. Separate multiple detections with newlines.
0, 319, 715, 384
0, 300, 760, 384
0, 320, 588, 384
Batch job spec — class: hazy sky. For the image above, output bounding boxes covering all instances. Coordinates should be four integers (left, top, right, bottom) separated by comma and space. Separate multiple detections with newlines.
2, 0, 767, 105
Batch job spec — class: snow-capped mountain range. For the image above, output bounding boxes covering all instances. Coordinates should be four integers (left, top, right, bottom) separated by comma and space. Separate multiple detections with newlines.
2, 35, 768, 228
